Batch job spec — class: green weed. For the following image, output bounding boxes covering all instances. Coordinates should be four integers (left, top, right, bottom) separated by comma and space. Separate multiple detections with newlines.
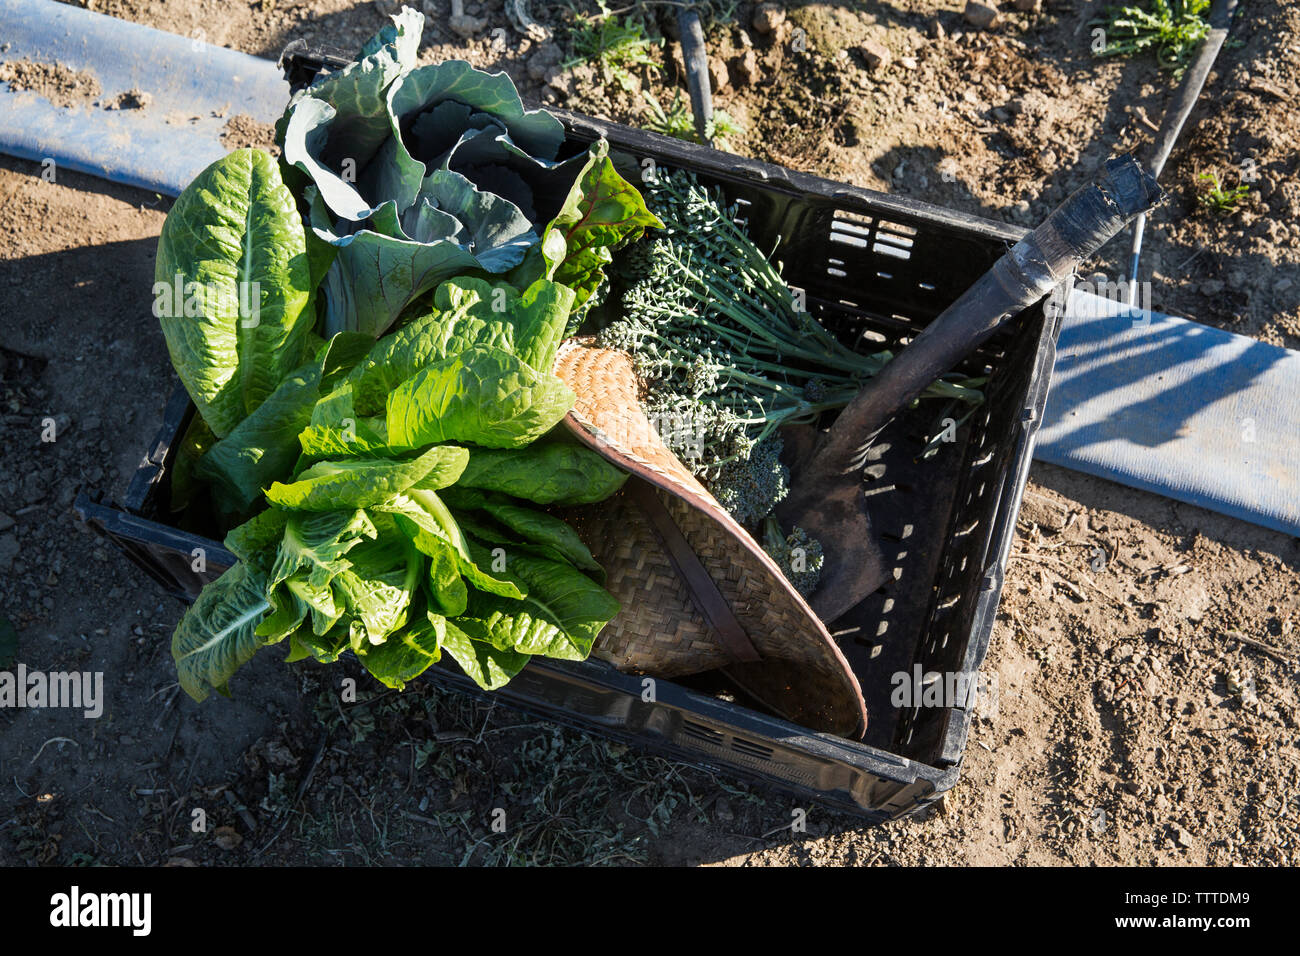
563, 1, 662, 92
1197, 170, 1249, 215
643, 89, 743, 147
1092, 0, 1212, 72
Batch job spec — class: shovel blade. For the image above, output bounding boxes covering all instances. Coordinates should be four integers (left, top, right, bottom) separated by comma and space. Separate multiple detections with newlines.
777, 482, 888, 624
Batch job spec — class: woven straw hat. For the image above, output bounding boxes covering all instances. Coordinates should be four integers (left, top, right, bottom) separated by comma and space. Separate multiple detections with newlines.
553, 339, 868, 739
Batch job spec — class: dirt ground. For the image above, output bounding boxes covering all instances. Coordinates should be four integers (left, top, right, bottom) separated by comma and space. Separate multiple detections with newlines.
0, 1, 1296, 866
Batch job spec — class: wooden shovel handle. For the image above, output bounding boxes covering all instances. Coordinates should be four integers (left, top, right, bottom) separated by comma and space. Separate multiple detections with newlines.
810, 155, 1163, 475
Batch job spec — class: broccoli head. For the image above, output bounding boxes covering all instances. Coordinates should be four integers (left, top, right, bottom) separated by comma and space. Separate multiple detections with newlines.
709, 434, 789, 527
762, 516, 825, 599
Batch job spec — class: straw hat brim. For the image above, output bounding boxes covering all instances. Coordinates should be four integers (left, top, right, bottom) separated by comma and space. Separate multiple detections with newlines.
554, 339, 868, 739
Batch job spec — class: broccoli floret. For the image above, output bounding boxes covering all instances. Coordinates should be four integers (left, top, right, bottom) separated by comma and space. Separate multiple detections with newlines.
762, 515, 825, 598
709, 435, 789, 527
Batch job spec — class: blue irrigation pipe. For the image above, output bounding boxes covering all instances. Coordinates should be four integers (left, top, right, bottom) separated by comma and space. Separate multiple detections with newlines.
0, 0, 288, 196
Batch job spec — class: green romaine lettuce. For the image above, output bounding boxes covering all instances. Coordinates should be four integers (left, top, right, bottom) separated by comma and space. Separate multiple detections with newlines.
468, 499, 602, 574
171, 562, 273, 702
355, 611, 445, 691
195, 362, 323, 514
347, 275, 575, 415
155, 148, 316, 437
456, 443, 628, 505
440, 620, 530, 690
455, 547, 619, 661
384, 344, 575, 451
265, 445, 468, 511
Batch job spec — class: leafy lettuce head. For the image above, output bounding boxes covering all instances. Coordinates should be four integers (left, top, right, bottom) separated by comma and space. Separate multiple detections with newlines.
281, 7, 590, 338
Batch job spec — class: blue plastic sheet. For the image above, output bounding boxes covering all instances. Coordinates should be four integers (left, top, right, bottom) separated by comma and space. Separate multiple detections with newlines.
1040, 291, 1300, 535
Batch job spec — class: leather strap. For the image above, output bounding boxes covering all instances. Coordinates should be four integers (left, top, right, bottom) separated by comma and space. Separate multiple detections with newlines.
628, 479, 762, 664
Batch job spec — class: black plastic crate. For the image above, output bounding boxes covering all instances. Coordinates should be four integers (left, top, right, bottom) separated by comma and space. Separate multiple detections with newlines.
75, 56, 1068, 820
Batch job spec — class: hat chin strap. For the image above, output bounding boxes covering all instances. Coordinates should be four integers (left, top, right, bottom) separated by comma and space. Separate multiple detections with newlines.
627, 478, 762, 665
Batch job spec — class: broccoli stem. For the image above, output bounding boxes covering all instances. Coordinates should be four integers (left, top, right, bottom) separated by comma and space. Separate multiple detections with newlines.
615, 169, 987, 481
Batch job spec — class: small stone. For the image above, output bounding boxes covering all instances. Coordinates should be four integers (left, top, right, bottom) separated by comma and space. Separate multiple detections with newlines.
964, 1, 1000, 29
1013, 0, 1041, 10
526, 41, 562, 81
1019, 493, 1066, 532
857, 39, 892, 71
752, 3, 785, 35
544, 66, 569, 95
0, 513, 13, 533
213, 826, 243, 850
708, 55, 730, 91
927, 17, 946, 40
899, 56, 918, 70
22, 473, 44, 504
733, 49, 761, 86
1172, 825, 1193, 848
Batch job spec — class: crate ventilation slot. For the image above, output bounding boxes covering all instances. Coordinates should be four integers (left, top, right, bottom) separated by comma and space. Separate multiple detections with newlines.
829, 213, 917, 262
877, 222, 918, 250
731, 738, 774, 761
733, 196, 751, 228
830, 218, 870, 249
681, 721, 725, 746
680, 723, 773, 764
